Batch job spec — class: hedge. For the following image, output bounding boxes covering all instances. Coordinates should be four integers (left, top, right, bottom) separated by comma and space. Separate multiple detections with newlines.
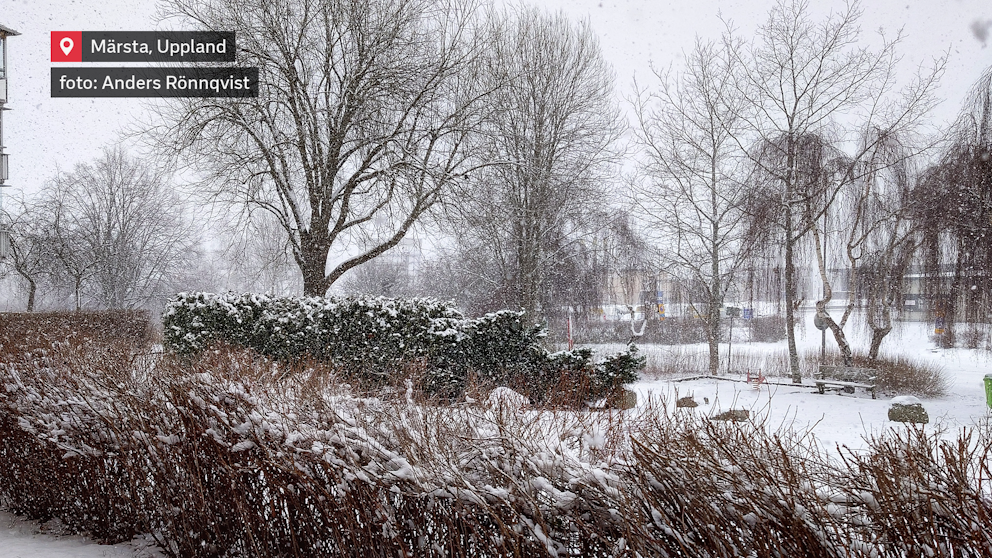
0, 310, 155, 360
163, 293, 643, 403
2, 343, 989, 557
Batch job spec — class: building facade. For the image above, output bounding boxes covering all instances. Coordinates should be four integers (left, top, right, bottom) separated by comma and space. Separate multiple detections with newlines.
0, 23, 20, 258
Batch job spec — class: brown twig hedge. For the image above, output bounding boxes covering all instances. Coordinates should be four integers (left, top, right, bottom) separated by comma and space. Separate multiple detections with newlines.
1, 339, 990, 557
0, 310, 155, 357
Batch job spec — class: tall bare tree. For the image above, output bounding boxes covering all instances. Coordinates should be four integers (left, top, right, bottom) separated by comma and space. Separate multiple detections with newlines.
452, 5, 623, 323
633, 38, 752, 375
914, 66, 992, 347
3, 198, 51, 312
43, 147, 199, 309
733, 0, 942, 380
153, 0, 492, 296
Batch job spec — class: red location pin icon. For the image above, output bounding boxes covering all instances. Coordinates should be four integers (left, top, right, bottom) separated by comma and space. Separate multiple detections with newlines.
52, 31, 82, 62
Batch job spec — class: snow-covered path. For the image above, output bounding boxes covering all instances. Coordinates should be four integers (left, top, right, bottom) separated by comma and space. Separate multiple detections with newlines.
0, 511, 162, 557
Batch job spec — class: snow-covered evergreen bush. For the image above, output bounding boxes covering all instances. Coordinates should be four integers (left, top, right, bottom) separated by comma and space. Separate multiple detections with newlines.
592, 344, 645, 396
163, 293, 463, 381
163, 293, 645, 403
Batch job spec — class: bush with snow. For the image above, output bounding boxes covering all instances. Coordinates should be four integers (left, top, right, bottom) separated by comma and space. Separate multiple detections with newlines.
2, 341, 990, 557
163, 293, 644, 404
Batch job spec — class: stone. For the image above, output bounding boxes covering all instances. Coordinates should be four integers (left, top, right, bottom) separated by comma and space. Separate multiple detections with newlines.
888, 403, 929, 424
607, 388, 637, 410
711, 409, 749, 422
675, 396, 698, 408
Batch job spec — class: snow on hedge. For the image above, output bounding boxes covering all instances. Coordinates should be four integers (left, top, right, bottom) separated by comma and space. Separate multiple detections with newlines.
2, 341, 990, 557
163, 292, 644, 401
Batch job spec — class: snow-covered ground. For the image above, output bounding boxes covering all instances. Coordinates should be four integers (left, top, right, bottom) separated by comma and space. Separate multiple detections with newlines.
628, 320, 992, 452
1, 319, 989, 556
0, 511, 162, 558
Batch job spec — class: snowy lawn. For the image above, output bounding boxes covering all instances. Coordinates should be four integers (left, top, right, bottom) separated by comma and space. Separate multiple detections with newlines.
624, 320, 992, 452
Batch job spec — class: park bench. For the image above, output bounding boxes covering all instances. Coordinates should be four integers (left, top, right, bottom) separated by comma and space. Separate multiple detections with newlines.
814, 365, 877, 399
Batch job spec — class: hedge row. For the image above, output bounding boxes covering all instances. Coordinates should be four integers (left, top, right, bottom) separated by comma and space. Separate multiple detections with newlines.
2, 343, 989, 557
163, 293, 644, 402
0, 310, 155, 360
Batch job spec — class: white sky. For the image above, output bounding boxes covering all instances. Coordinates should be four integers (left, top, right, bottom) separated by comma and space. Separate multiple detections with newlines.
1, 0, 990, 198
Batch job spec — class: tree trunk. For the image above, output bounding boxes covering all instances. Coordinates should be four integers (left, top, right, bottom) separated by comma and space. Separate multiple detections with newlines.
302, 270, 326, 297
300, 251, 328, 297
708, 160, 722, 376
298, 231, 331, 297
784, 219, 802, 383
708, 305, 720, 376
26, 278, 36, 313
941, 245, 965, 348
74, 275, 83, 312
866, 269, 896, 363
819, 300, 854, 366
811, 222, 854, 365
867, 323, 892, 363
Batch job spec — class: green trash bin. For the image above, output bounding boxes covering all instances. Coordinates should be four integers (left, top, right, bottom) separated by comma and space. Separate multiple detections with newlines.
986, 375, 992, 408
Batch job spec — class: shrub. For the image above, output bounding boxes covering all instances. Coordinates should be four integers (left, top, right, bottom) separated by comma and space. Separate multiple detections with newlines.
592, 344, 644, 395
868, 355, 949, 397
800, 350, 949, 397
436, 309, 547, 390
0, 310, 154, 360
2, 342, 988, 557
748, 314, 786, 343
163, 293, 644, 404
162, 292, 462, 376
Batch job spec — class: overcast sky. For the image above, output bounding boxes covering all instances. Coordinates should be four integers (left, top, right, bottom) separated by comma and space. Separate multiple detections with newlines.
1, 0, 990, 199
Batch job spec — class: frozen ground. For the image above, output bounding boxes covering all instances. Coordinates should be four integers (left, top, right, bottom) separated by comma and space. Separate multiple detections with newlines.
0, 511, 162, 558
627, 320, 992, 452
1, 320, 989, 556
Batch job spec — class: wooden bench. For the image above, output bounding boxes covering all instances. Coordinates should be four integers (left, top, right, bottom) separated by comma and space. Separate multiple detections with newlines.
815, 365, 877, 399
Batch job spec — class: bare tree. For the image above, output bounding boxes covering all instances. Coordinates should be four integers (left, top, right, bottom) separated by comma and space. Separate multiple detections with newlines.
152, 0, 492, 296
451, 5, 623, 323
732, 0, 943, 380
633, 38, 752, 375
3, 199, 51, 312
43, 147, 199, 309
36, 177, 101, 311
914, 66, 992, 347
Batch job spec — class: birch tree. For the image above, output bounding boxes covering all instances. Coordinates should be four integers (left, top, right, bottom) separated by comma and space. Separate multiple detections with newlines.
633, 38, 752, 376
734, 0, 942, 380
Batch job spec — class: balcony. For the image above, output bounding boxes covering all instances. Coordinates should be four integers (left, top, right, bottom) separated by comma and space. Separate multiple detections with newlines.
0, 226, 8, 259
